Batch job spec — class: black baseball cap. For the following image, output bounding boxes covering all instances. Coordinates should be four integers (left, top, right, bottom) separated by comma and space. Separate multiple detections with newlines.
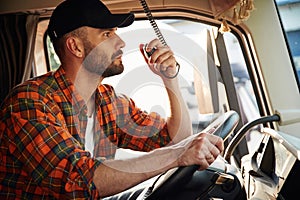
47, 0, 135, 41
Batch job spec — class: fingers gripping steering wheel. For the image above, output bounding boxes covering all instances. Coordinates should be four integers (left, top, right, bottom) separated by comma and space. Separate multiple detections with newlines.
143, 110, 240, 200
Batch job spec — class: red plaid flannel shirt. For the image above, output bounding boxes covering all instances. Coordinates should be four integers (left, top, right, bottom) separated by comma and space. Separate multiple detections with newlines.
0, 67, 171, 199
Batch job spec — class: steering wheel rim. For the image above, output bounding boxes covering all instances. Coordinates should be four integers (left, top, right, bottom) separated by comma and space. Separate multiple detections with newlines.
145, 110, 240, 200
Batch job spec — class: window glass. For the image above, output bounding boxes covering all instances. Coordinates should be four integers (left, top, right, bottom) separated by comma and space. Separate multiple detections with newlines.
47, 36, 60, 71
223, 32, 261, 152
275, 0, 300, 83
34, 20, 60, 76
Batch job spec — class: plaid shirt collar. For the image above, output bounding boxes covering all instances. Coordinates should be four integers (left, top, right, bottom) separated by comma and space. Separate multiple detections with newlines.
53, 67, 112, 115
54, 67, 88, 116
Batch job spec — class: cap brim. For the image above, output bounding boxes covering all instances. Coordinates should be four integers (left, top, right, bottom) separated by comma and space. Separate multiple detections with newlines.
111, 13, 135, 28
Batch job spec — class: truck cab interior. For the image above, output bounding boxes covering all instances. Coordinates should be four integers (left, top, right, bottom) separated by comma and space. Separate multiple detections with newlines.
0, 0, 300, 199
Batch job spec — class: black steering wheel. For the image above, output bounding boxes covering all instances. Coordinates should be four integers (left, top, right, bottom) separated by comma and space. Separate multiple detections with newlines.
143, 110, 240, 200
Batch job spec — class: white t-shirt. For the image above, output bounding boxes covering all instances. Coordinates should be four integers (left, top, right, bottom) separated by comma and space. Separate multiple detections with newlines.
85, 113, 95, 157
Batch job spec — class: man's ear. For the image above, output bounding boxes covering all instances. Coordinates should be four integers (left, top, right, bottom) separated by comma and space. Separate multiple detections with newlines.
66, 37, 84, 58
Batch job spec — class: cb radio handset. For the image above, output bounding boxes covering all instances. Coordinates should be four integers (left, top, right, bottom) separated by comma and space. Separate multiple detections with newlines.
139, 0, 180, 79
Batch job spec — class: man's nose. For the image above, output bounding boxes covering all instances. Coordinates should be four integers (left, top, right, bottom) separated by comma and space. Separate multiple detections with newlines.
115, 34, 125, 49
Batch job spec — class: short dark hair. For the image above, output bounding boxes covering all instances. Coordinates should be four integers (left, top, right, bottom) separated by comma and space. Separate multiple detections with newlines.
52, 27, 88, 61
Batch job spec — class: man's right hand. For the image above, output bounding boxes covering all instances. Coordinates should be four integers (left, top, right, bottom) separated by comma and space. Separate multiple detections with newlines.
176, 132, 224, 170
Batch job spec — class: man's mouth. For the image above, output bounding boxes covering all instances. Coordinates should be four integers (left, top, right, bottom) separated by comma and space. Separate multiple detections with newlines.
112, 50, 123, 60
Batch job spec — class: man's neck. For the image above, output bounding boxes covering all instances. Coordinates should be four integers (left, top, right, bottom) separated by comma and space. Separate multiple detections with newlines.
73, 67, 103, 105
62, 63, 103, 114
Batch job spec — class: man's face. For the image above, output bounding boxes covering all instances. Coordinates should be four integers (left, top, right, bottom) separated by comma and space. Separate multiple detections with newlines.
82, 27, 125, 78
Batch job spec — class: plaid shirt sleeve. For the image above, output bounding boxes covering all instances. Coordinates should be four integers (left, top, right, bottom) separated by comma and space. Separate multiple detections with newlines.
0, 84, 101, 199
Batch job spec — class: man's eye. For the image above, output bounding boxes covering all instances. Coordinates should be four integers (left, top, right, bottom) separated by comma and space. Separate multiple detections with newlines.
104, 32, 111, 37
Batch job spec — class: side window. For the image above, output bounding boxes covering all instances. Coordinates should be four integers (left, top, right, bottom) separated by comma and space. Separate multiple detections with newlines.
46, 36, 60, 71
274, 1, 300, 85
34, 19, 60, 77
